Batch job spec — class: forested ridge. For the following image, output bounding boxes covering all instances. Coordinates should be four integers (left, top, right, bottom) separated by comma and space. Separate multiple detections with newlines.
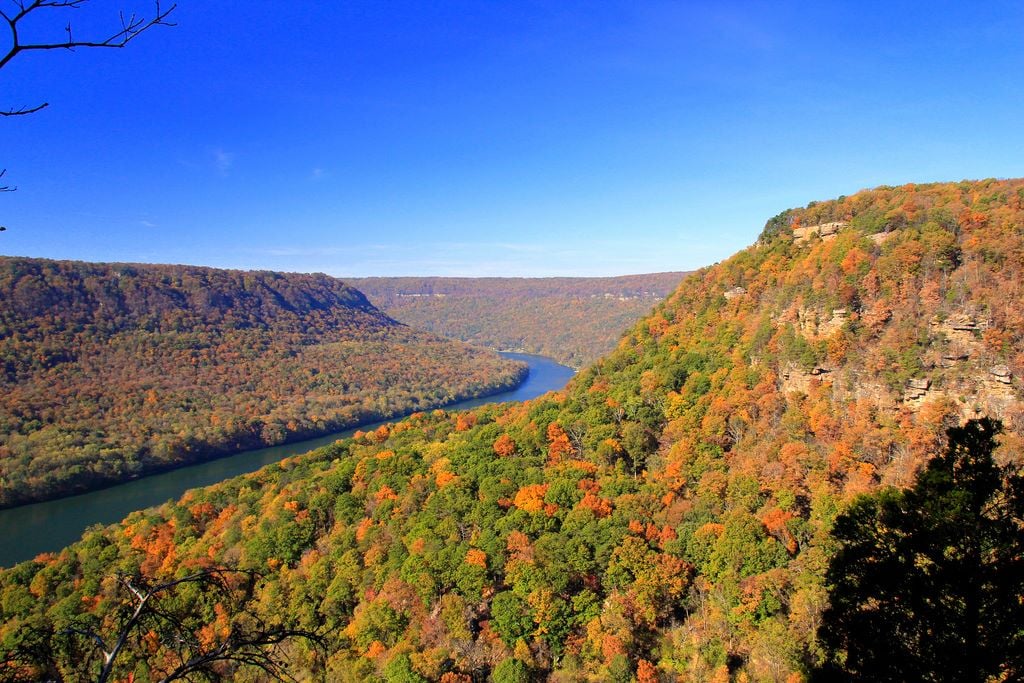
349, 274, 687, 368
2, 179, 1024, 681
0, 258, 526, 508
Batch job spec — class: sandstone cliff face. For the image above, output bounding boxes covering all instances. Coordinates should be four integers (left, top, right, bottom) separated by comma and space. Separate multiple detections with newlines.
777, 359, 1019, 424
792, 221, 847, 244
775, 302, 1020, 423
736, 182, 1024, 451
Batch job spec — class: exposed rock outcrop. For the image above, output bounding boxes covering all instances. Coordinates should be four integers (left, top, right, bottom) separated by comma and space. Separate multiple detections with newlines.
793, 221, 847, 244
794, 306, 850, 339
724, 286, 746, 301
868, 230, 898, 245
991, 364, 1013, 384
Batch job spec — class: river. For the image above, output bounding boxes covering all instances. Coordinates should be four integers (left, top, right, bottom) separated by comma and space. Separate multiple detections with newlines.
0, 352, 574, 567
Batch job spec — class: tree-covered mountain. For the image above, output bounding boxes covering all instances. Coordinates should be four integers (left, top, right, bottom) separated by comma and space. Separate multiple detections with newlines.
2, 179, 1023, 681
0, 258, 526, 507
349, 274, 687, 368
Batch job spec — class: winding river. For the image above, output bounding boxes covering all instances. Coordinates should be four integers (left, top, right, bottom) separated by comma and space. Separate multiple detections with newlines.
0, 353, 574, 567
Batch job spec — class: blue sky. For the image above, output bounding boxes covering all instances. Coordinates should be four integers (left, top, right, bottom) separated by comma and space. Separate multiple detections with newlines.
1, 1, 1022, 277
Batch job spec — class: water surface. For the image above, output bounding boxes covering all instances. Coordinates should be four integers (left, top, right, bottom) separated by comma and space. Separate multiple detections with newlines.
0, 353, 573, 567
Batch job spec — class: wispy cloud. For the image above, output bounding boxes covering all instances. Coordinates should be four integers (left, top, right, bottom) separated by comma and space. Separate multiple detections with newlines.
491, 242, 547, 253
139, 220, 157, 229
264, 246, 350, 257
243, 244, 391, 258
310, 167, 326, 181
228, 237, 698, 279
214, 149, 234, 175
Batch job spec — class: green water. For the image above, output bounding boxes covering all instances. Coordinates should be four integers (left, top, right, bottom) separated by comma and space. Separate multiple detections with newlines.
0, 353, 573, 567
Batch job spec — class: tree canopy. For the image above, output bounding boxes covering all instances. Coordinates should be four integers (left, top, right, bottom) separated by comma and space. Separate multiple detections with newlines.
816, 418, 1024, 682
0, 257, 525, 507
3, 179, 1024, 680
350, 273, 686, 368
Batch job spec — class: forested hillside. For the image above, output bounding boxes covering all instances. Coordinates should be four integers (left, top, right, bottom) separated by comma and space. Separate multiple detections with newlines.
3, 179, 1023, 681
349, 274, 686, 368
0, 258, 526, 507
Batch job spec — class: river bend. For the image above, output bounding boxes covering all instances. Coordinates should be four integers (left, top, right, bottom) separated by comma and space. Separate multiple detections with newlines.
0, 353, 573, 567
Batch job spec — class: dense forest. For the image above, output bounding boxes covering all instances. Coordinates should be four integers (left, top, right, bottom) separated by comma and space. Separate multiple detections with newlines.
2, 178, 1024, 681
0, 259, 526, 508
349, 274, 687, 368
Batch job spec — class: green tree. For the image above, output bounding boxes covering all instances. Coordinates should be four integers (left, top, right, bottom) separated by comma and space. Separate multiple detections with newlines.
815, 418, 1024, 682
384, 652, 427, 683
490, 592, 533, 647
605, 653, 633, 683
492, 657, 530, 683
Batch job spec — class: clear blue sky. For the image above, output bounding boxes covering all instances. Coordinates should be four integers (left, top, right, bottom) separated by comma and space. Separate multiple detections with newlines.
1, 1, 1022, 277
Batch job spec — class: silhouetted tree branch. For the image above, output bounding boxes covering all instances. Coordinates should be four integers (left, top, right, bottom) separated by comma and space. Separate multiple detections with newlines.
0, 1, 176, 197
1, 568, 324, 682
1, 0, 176, 115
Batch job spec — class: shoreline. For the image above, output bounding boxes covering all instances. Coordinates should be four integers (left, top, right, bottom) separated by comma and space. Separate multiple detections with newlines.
0, 353, 573, 567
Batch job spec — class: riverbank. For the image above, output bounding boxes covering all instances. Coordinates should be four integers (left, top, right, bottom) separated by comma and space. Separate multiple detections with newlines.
0, 353, 574, 567
0, 359, 528, 511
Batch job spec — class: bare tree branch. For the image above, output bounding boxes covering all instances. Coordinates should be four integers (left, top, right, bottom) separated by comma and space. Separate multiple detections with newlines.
0, 1, 176, 196
55, 568, 324, 682
0, 101, 48, 116
0, 0, 177, 71
158, 625, 322, 683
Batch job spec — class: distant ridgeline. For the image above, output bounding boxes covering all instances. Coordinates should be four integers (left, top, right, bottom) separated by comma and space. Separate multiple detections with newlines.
0, 258, 526, 507
3, 179, 1024, 681
349, 273, 688, 368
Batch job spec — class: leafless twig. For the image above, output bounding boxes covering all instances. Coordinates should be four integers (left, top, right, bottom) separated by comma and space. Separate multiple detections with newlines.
0, 0, 177, 116
0, 1, 175, 199
77, 568, 323, 683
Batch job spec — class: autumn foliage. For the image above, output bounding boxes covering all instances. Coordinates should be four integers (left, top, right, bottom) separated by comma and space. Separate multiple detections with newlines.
350, 273, 687, 368
0, 258, 526, 507
3, 180, 1024, 680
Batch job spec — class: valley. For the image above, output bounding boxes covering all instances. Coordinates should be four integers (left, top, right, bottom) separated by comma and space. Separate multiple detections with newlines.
3, 179, 1022, 680
0, 353, 575, 567
0, 259, 527, 507
349, 273, 687, 368
3, 2, 1021, 679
